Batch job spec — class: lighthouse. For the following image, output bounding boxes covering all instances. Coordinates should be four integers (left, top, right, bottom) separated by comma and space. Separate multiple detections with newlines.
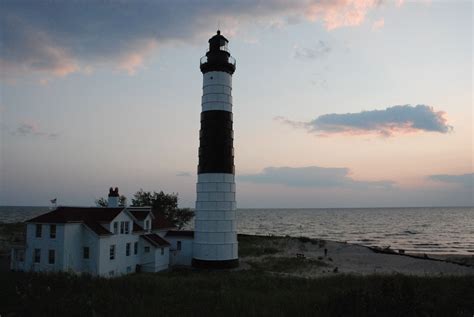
192, 31, 238, 268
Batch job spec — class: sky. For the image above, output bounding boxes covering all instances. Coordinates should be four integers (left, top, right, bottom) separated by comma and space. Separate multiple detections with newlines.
0, 0, 472, 208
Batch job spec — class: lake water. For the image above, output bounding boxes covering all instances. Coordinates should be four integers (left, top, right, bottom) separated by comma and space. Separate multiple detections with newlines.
1, 206, 473, 255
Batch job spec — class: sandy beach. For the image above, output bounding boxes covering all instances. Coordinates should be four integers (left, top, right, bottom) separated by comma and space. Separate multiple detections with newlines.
238, 235, 474, 277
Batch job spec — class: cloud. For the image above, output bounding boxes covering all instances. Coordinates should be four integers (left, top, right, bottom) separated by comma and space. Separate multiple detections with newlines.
1, 1, 399, 78
11, 122, 58, 139
294, 40, 331, 60
428, 173, 473, 189
240, 166, 394, 189
176, 172, 192, 177
372, 18, 385, 30
277, 105, 453, 137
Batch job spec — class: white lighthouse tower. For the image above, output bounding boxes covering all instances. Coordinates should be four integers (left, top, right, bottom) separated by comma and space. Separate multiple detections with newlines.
192, 31, 238, 268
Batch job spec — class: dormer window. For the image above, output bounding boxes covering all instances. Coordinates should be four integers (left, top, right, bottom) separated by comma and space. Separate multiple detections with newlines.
124, 222, 130, 234
145, 220, 150, 231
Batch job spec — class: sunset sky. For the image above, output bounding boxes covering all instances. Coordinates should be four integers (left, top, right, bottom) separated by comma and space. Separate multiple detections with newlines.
1, 0, 472, 207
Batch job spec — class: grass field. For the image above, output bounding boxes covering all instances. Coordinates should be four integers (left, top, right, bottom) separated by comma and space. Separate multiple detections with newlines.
1, 271, 473, 317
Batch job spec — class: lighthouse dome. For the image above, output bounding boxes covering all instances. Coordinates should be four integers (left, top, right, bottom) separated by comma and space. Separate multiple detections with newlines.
200, 30, 236, 74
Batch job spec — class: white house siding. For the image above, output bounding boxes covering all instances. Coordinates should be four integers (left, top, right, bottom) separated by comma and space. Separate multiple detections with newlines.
140, 239, 156, 272
24, 223, 66, 272
167, 237, 193, 266
82, 226, 100, 275
97, 211, 142, 277
63, 223, 83, 272
139, 239, 169, 272
12, 208, 178, 277
154, 247, 169, 272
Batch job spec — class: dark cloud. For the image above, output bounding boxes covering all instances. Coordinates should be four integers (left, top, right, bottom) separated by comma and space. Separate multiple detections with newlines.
239, 166, 394, 189
176, 172, 191, 177
11, 122, 58, 139
294, 40, 331, 60
429, 173, 473, 189
277, 105, 453, 137
0, 1, 391, 77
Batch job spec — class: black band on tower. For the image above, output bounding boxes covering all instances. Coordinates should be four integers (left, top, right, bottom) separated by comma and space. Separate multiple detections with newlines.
198, 110, 235, 174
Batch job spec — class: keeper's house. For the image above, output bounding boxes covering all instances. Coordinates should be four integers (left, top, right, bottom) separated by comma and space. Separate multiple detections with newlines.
10, 188, 194, 277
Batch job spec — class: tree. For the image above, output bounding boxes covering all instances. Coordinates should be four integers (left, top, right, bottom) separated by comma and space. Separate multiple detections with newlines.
131, 189, 194, 229
95, 195, 127, 207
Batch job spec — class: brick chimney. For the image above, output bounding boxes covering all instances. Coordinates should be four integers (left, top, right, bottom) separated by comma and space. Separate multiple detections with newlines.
107, 187, 120, 208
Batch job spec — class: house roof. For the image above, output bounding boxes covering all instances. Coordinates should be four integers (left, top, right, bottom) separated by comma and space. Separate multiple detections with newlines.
141, 234, 171, 247
165, 230, 194, 238
152, 212, 175, 230
26, 206, 123, 237
133, 222, 144, 233
84, 222, 113, 236
128, 208, 152, 221
26, 207, 124, 224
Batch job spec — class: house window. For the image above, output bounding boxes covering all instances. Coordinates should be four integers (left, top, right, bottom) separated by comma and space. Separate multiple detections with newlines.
177, 241, 182, 251
83, 247, 90, 259
160, 248, 164, 255
120, 222, 125, 234
126, 243, 131, 256
145, 220, 150, 230
113, 222, 118, 234
134, 242, 138, 255
109, 270, 115, 277
126, 266, 132, 273
50, 225, 56, 239
110, 245, 116, 260
144, 246, 150, 253
34, 248, 41, 263
124, 222, 130, 234
35, 224, 42, 238
48, 249, 55, 264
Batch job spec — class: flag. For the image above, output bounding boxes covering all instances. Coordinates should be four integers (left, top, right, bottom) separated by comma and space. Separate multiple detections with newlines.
50, 198, 57, 204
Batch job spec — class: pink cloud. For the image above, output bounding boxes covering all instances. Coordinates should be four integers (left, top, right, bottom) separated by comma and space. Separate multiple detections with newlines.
372, 18, 385, 30
306, 0, 381, 30
278, 105, 453, 137
12, 121, 59, 139
1, 1, 404, 78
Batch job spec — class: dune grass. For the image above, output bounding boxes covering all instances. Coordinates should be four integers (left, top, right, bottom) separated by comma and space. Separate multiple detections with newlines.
238, 234, 283, 257
1, 271, 473, 317
248, 256, 329, 272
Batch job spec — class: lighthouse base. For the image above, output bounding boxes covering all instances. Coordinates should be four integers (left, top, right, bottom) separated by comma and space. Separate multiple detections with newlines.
192, 258, 239, 269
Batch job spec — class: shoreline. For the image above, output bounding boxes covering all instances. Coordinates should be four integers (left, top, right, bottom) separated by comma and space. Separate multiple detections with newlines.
1, 223, 473, 276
